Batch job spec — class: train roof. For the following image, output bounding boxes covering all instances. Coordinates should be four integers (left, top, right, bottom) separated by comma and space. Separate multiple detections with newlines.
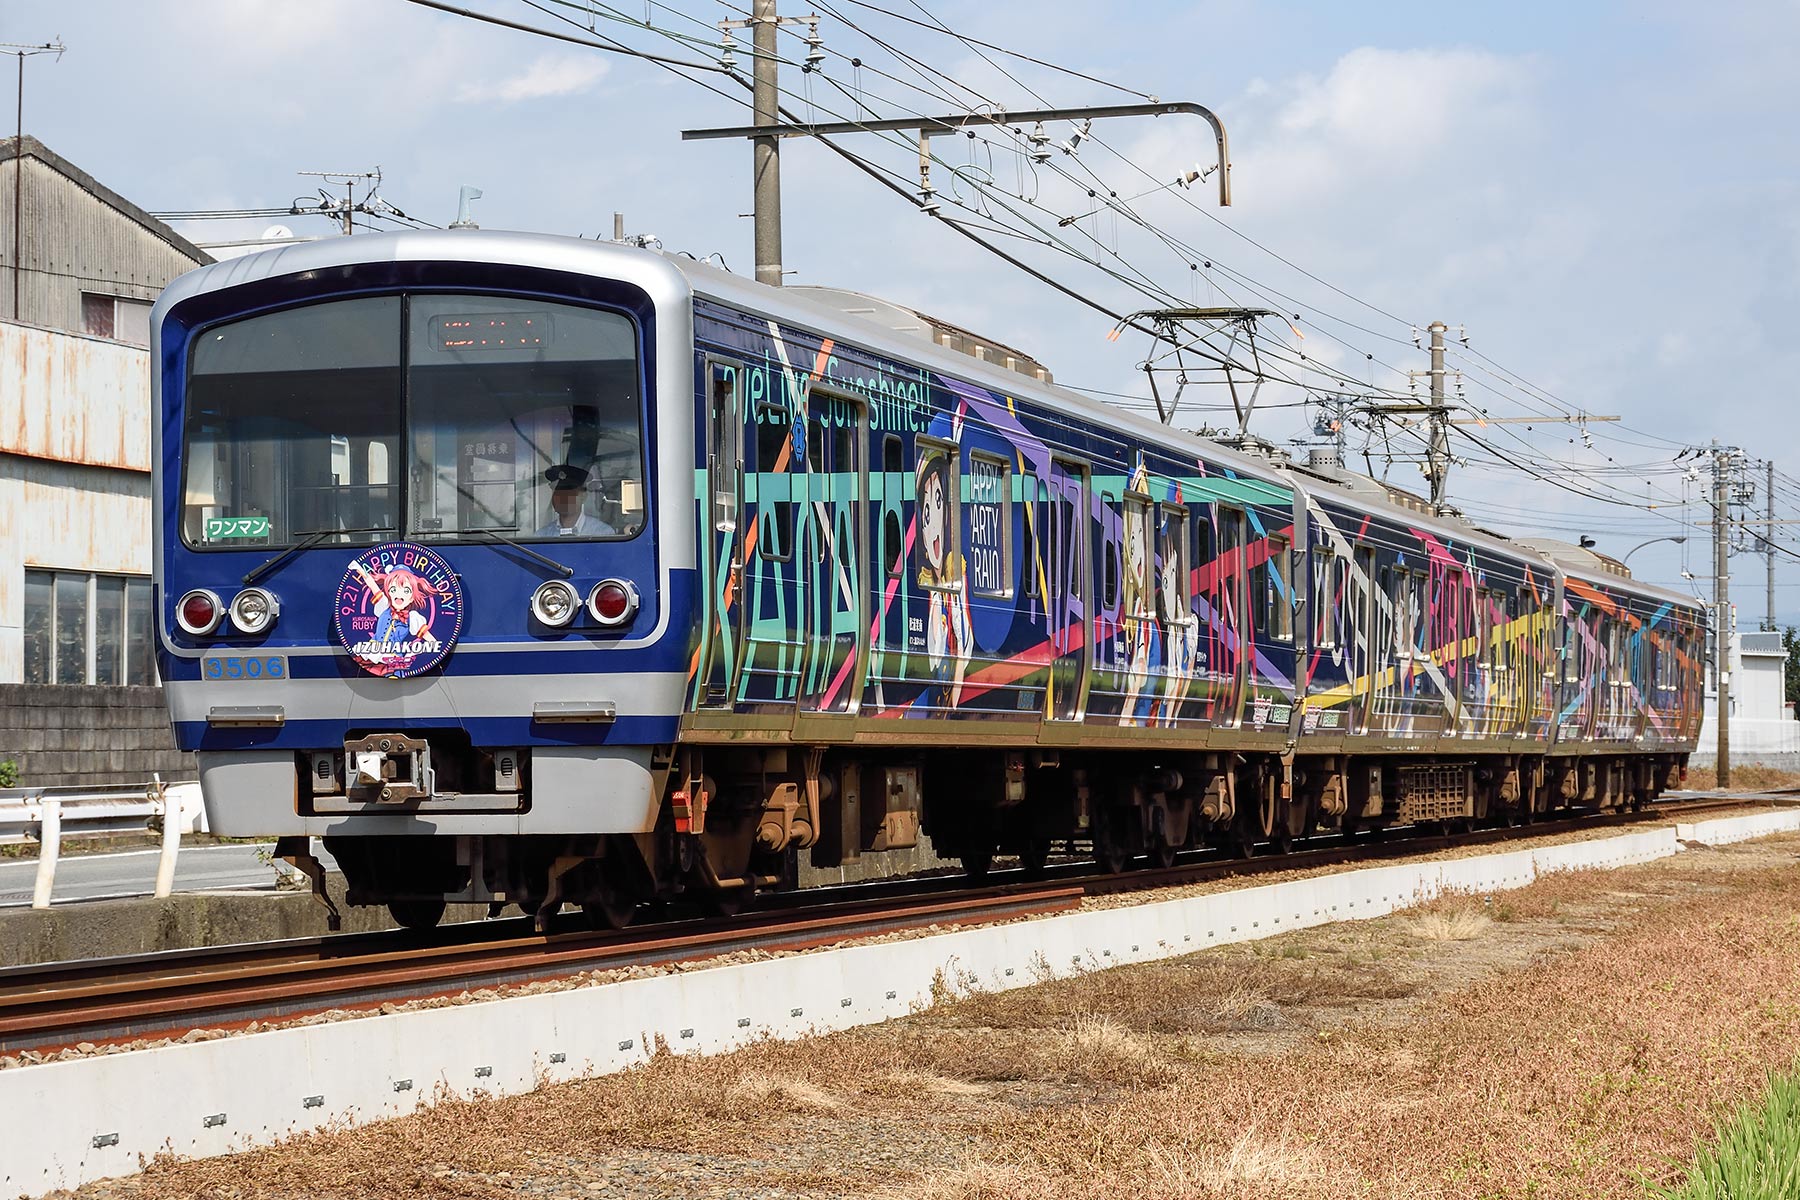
152, 228, 1700, 615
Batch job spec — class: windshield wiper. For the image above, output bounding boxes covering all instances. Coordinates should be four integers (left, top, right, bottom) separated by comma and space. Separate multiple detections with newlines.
243, 526, 391, 586
454, 528, 574, 578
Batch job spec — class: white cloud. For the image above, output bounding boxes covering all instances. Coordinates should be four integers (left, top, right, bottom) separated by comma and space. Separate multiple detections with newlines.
459, 54, 610, 103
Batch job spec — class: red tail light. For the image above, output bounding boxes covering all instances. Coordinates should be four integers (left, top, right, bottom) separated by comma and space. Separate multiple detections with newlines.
587, 579, 639, 627
177, 589, 223, 636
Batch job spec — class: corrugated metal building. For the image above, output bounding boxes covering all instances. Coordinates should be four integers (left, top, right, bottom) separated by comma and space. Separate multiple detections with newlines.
0, 135, 211, 785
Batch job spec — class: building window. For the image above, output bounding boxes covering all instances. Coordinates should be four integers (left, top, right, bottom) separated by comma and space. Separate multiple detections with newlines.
22, 569, 156, 685
80, 293, 153, 347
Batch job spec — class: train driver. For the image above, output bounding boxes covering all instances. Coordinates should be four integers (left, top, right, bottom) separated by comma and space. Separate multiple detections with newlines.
535, 463, 617, 537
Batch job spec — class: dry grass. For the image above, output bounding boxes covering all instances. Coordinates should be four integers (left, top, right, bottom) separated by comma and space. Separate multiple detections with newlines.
911, 1126, 1327, 1200
1406, 903, 1494, 941
1682, 764, 1800, 792
80, 839, 1800, 1200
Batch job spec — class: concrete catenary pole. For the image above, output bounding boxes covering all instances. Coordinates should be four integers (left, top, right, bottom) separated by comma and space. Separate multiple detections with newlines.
1426, 320, 1449, 512
752, 0, 783, 287
1714, 442, 1731, 787
1766, 458, 1776, 631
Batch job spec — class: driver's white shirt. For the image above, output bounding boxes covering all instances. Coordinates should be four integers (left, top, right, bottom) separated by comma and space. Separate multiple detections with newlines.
535, 511, 617, 537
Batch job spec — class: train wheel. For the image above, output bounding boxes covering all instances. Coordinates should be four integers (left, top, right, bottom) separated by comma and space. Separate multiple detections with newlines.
707, 881, 755, 919
580, 879, 638, 930
388, 898, 446, 931
1147, 838, 1178, 870
1272, 828, 1295, 856
1019, 837, 1051, 880
1093, 808, 1131, 874
960, 850, 995, 883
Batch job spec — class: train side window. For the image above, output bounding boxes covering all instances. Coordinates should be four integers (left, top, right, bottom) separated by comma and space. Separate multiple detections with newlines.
1390, 569, 1412, 656
1195, 517, 1215, 576
1101, 491, 1121, 610
1474, 588, 1489, 667
1415, 571, 1430, 654
755, 404, 793, 562
914, 439, 959, 591
1312, 547, 1337, 649
1122, 494, 1153, 618
883, 510, 904, 577
1268, 536, 1293, 642
707, 361, 741, 534
1495, 593, 1511, 672
1022, 477, 1047, 599
882, 436, 904, 577
965, 451, 1012, 598
1249, 546, 1269, 639
1157, 505, 1189, 622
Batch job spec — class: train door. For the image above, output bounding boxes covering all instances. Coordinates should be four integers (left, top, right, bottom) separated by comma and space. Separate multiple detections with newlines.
1350, 543, 1376, 734
738, 391, 807, 706
798, 392, 866, 714
695, 359, 744, 708
1045, 459, 1089, 721
1214, 507, 1251, 727
1086, 488, 1126, 722
955, 441, 1030, 718
865, 434, 910, 712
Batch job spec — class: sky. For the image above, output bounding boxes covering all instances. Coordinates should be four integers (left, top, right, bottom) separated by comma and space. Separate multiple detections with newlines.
5, 0, 1797, 621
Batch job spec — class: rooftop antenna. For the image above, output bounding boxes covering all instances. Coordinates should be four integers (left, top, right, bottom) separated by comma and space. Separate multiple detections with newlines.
449, 186, 483, 230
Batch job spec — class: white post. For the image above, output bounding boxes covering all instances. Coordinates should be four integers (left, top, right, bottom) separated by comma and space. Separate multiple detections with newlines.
153, 778, 179, 899
31, 797, 60, 909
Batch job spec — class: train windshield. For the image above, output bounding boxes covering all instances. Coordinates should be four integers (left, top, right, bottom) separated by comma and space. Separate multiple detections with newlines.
181, 293, 644, 550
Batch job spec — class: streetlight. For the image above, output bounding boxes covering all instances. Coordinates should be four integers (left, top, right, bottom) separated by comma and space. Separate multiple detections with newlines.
1621, 535, 1687, 566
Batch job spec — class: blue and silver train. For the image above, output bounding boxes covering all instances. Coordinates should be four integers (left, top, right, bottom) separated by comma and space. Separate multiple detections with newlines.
152, 230, 1705, 929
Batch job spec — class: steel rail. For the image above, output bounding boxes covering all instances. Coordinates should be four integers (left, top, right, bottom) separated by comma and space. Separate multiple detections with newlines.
0, 793, 1786, 1054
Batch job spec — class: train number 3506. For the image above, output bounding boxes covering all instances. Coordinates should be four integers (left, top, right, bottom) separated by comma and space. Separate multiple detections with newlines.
202, 655, 288, 681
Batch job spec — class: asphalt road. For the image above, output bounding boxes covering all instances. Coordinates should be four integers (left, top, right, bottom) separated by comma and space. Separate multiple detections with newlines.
0, 841, 339, 908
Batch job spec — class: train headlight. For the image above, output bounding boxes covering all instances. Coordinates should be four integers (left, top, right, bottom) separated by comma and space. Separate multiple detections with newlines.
588, 579, 639, 627
176, 589, 224, 637
531, 579, 581, 628
229, 587, 280, 635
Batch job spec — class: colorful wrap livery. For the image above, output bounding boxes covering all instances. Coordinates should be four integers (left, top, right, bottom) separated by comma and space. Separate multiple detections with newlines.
151, 231, 1704, 924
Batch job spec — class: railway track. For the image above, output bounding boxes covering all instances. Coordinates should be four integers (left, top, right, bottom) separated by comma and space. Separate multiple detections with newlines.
0, 791, 1787, 1056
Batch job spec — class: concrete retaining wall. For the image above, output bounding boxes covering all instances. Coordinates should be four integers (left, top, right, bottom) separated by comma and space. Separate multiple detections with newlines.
0, 683, 191, 787
1674, 809, 1800, 846
0, 818, 1776, 1197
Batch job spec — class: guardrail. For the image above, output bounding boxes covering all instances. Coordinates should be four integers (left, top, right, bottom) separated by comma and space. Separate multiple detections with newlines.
0, 779, 205, 908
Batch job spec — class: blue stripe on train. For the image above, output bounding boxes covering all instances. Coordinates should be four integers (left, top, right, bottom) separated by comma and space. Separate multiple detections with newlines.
173, 714, 680, 752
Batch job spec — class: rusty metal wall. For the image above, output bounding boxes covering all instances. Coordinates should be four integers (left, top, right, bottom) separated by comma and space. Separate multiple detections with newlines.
0, 455, 154, 685
0, 320, 153, 472
0, 151, 203, 329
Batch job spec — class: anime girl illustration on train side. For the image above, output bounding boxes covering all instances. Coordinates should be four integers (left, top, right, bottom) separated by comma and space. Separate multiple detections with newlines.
915, 446, 972, 710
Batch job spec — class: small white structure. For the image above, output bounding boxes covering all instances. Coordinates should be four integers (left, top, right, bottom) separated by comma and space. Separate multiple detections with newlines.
1696, 629, 1798, 764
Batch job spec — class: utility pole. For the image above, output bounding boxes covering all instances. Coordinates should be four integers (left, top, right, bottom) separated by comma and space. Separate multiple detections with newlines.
751, 0, 783, 286
1366, 319, 1456, 512
1767, 458, 1776, 632
294, 168, 382, 236
1713, 441, 1733, 786
1425, 320, 1450, 511
5, 40, 63, 322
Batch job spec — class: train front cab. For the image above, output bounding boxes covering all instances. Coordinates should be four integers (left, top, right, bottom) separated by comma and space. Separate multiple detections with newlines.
151, 234, 698, 928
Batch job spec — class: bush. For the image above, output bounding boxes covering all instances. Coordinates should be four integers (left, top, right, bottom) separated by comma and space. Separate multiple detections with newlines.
1648, 1070, 1800, 1199
0, 758, 16, 788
